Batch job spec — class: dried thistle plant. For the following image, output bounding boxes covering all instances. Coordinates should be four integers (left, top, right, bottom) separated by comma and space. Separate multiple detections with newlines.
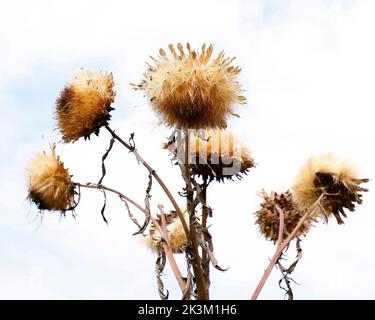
292, 154, 369, 224
55, 68, 116, 142
133, 43, 246, 129
255, 190, 312, 243
25, 40, 371, 301
26, 144, 75, 212
141, 210, 189, 254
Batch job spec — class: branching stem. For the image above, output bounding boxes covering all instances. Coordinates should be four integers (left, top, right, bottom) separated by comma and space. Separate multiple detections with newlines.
74, 182, 145, 214
75, 182, 187, 297
104, 125, 189, 238
251, 194, 324, 300
183, 129, 208, 300
153, 205, 187, 295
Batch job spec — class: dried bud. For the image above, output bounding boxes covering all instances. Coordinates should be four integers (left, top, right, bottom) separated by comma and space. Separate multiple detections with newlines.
141, 210, 189, 254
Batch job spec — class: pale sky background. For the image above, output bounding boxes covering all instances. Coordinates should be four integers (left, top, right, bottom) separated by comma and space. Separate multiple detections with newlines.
1, 0, 374, 299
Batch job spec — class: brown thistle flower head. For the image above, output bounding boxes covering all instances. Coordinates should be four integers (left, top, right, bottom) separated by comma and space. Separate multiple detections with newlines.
133, 43, 246, 129
255, 190, 312, 243
26, 144, 75, 212
141, 210, 189, 254
55, 68, 116, 142
292, 154, 369, 224
165, 129, 255, 182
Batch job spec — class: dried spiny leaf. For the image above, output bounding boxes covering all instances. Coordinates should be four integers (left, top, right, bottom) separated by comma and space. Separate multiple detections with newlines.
136, 173, 153, 235
98, 137, 115, 185
120, 196, 142, 232
155, 251, 169, 300
99, 187, 108, 224
182, 269, 193, 300
199, 226, 228, 272
277, 239, 303, 300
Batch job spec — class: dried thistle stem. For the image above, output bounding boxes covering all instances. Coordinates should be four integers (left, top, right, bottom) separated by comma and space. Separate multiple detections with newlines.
251, 205, 285, 300
104, 125, 190, 238
76, 182, 187, 296
183, 130, 208, 300
275, 204, 285, 248
154, 205, 188, 295
74, 182, 145, 214
251, 194, 324, 300
201, 178, 210, 295
201, 178, 208, 235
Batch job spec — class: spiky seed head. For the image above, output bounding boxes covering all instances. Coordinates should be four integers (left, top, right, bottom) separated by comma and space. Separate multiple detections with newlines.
133, 43, 246, 129
26, 144, 75, 212
165, 129, 254, 182
55, 68, 116, 142
255, 190, 312, 243
141, 210, 189, 254
292, 154, 369, 224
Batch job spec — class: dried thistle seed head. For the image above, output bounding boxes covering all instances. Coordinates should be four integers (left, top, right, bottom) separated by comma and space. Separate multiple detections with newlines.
133, 43, 246, 129
292, 154, 369, 224
55, 68, 116, 142
186, 129, 254, 182
26, 144, 75, 212
255, 190, 312, 243
141, 210, 189, 254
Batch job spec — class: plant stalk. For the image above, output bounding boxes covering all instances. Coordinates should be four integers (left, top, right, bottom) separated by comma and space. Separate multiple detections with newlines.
104, 125, 189, 238
74, 182, 145, 213
183, 129, 208, 300
152, 207, 187, 294
251, 194, 323, 300
201, 178, 210, 299
75, 182, 187, 296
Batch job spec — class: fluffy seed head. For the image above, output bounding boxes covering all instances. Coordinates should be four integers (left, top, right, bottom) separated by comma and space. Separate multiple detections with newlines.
190, 130, 254, 181
133, 43, 246, 129
56, 68, 116, 142
255, 190, 312, 243
141, 210, 189, 254
165, 129, 254, 182
26, 145, 75, 212
292, 154, 369, 224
